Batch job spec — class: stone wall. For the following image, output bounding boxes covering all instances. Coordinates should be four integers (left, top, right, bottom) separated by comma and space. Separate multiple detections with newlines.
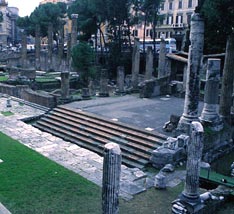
0, 83, 29, 98
21, 89, 57, 108
0, 83, 57, 108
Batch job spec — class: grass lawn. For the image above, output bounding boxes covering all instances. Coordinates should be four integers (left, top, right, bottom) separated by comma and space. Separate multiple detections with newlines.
0, 132, 102, 214
1, 111, 14, 116
0, 131, 233, 213
0, 76, 8, 82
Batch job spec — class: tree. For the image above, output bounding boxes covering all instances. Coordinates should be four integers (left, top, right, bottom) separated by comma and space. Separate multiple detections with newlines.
201, 0, 234, 120
71, 42, 96, 86
134, 0, 164, 54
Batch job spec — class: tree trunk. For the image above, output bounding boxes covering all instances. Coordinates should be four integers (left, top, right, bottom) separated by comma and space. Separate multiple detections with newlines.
219, 33, 234, 121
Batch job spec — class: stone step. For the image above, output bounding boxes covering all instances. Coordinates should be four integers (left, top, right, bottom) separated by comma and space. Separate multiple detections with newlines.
38, 117, 151, 161
34, 122, 149, 168
34, 106, 168, 169
55, 106, 167, 143
45, 113, 157, 154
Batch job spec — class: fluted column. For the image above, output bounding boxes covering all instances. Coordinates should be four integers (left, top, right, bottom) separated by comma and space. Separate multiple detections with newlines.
102, 143, 121, 214
178, 13, 205, 134
200, 58, 221, 124
183, 121, 204, 200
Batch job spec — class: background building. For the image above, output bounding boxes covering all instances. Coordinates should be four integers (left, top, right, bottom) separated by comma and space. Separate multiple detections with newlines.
0, 0, 19, 47
131, 0, 198, 50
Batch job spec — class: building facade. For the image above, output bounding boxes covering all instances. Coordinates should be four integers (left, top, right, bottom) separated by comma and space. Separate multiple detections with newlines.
131, 0, 198, 50
0, 0, 19, 47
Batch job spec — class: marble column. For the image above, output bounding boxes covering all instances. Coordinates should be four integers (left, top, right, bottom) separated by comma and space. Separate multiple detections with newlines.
200, 59, 221, 124
177, 13, 205, 134
183, 121, 204, 200
35, 24, 41, 70
158, 37, 167, 78
47, 23, 53, 71
145, 46, 153, 80
99, 69, 109, 97
61, 71, 70, 101
131, 39, 140, 91
102, 143, 121, 214
172, 122, 204, 214
71, 14, 78, 49
116, 66, 125, 94
20, 29, 27, 68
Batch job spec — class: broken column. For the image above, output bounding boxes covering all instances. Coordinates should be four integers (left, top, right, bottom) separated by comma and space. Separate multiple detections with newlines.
47, 22, 53, 71
177, 13, 205, 134
102, 143, 121, 214
71, 14, 78, 48
158, 36, 167, 78
35, 24, 41, 70
200, 58, 222, 127
172, 121, 204, 213
20, 29, 27, 68
116, 66, 125, 95
131, 39, 140, 91
145, 46, 154, 80
99, 68, 109, 97
60, 71, 70, 101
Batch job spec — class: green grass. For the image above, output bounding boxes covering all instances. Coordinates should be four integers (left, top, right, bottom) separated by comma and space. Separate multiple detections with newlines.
0, 76, 8, 81
35, 77, 58, 83
120, 184, 183, 214
0, 132, 102, 213
1, 111, 14, 116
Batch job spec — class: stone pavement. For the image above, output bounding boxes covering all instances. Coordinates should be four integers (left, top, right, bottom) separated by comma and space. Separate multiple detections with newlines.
0, 94, 190, 212
66, 94, 203, 134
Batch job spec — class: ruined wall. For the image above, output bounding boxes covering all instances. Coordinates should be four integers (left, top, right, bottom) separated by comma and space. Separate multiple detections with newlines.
0, 83, 57, 108
21, 89, 57, 108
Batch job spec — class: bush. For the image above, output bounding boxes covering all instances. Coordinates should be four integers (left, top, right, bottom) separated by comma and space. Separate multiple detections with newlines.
71, 42, 96, 86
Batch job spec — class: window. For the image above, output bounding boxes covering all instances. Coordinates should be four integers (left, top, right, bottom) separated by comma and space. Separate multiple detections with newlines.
167, 15, 173, 25
188, 0, 192, 8
169, 1, 173, 10
161, 3, 165, 11
146, 29, 150, 37
176, 14, 183, 25
132, 30, 138, 37
178, 0, 182, 9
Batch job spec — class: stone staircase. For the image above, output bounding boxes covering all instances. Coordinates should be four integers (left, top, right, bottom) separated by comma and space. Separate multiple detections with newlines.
33, 105, 168, 169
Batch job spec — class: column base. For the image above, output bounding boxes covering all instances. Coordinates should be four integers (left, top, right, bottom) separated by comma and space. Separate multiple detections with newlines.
172, 194, 204, 214
177, 114, 199, 134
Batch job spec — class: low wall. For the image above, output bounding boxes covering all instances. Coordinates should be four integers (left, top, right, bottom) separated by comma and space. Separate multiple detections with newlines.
0, 83, 57, 108
0, 83, 29, 98
21, 89, 57, 108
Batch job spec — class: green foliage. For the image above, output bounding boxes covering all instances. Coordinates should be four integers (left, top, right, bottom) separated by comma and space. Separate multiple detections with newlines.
17, 2, 67, 37
0, 132, 102, 213
201, 0, 234, 53
71, 42, 96, 86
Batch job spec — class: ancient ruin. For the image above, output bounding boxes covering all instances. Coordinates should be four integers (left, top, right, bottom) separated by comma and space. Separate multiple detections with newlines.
102, 143, 121, 214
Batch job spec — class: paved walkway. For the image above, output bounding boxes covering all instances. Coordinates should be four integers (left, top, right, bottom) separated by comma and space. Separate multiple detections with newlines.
0, 94, 189, 213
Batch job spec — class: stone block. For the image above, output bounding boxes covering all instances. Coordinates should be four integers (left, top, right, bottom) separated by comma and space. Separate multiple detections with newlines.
150, 147, 185, 169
